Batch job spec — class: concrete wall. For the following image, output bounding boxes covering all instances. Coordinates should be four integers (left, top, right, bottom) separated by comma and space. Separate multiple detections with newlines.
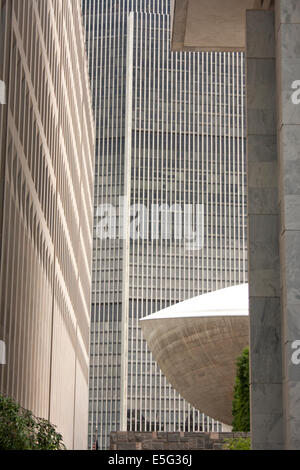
246, 8, 284, 450
110, 431, 250, 450
275, 0, 300, 450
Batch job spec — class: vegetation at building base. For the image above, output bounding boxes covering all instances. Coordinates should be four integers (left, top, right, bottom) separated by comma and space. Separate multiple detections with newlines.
223, 437, 251, 450
232, 347, 250, 432
222, 347, 251, 450
0, 395, 65, 450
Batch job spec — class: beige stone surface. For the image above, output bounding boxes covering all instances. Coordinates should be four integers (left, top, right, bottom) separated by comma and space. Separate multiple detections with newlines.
0, 0, 95, 449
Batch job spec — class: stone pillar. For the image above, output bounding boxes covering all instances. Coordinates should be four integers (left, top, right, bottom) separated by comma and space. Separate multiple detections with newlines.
275, 0, 300, 450
246, 9, 284, 449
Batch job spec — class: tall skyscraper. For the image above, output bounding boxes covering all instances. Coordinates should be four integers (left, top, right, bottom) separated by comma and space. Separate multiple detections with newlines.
0, 0, 95, 449
83, 0, 247, 449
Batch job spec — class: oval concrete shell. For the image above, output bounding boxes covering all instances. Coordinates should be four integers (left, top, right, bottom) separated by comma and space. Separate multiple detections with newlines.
140, 284, 249, 425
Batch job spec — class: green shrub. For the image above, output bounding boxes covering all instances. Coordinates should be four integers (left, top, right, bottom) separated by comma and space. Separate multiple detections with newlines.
0, 395, 65, 450
232, 347, 250, 432
223, 437, 251, 450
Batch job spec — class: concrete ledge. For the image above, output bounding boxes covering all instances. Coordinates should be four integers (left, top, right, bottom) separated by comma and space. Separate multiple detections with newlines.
0, 81, 5, 104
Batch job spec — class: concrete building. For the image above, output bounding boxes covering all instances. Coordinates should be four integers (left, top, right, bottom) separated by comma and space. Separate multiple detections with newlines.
84, 0, 247, 449
140, 284, 249, 425
171, 0, 300, 450
0, 0, 95, 449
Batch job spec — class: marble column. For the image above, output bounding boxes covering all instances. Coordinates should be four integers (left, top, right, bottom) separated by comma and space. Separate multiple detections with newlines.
246, 9, 284, 449
275, 0, 300, 450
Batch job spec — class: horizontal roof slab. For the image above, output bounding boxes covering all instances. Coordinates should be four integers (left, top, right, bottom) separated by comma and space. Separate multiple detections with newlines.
171, 0, 273, 52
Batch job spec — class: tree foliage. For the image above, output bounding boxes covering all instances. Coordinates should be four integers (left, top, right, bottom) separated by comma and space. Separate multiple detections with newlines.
232, 347, 250, 432
0, 395, 65, 450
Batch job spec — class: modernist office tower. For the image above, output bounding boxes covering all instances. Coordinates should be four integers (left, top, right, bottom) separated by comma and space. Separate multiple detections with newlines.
0, 0, 95, 449
83, 0, 247, 449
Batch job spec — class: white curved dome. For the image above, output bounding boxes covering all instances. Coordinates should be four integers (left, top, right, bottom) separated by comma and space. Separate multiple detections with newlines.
141, 283, 249, 321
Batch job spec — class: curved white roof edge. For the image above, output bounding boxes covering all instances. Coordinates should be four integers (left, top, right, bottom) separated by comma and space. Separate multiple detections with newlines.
141, 283, 249, 321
